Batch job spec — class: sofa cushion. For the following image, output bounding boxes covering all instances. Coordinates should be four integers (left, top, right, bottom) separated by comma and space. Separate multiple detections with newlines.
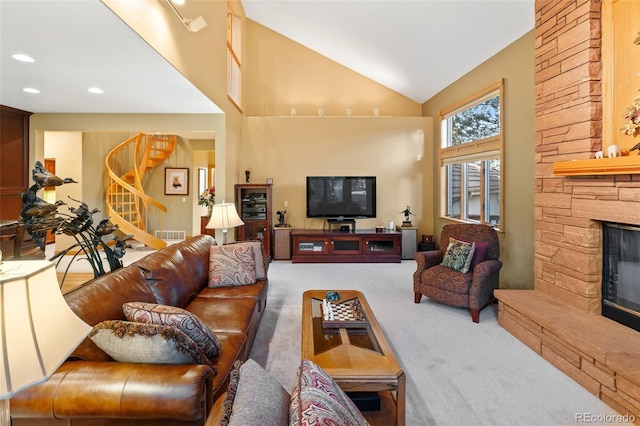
209, 244, 257, 287
176, 234, 217, 293
136, 246, 197, 307
441, 237, 475, 273
89, 320, 214, 369
220, 359, 290, 426
290, 359, 368, 426
122, 302, 221, 358
187, 296, 258, 335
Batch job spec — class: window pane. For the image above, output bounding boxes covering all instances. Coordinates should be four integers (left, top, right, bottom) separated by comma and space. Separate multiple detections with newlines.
486, 159, 500, 226
466, 161, 481, 221
447, 164, 461, 219
448, 95, 500, 146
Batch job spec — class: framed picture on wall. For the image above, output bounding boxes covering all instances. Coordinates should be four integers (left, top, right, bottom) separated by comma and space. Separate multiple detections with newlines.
165, 168, 189, 195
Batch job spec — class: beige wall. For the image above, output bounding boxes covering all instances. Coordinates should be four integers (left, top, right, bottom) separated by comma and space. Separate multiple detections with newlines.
241, 18, 433, 235
245, 19, 422, 118
422, 30, 536, 289
242, 117, 433, 232
43, 131, 83, 253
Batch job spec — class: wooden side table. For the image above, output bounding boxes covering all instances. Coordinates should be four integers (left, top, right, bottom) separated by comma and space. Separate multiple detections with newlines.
273, 226, 291, 260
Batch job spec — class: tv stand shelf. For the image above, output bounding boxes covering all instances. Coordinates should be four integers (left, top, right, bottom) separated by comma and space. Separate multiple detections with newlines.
291, 229, 401, 263
326, 218, 356, 231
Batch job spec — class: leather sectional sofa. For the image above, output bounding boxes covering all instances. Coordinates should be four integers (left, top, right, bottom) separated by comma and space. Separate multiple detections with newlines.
11, 234, 268, 426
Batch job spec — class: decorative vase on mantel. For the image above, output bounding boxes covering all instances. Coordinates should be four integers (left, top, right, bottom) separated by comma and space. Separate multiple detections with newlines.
208, 204, 213, 217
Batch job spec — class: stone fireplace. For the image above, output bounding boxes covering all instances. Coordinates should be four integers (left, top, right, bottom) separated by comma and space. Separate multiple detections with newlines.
495, 0, 640, 421
602, 222, 640, 332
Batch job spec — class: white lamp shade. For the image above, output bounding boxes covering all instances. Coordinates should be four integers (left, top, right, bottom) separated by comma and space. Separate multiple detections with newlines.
206, 203, 244, 230
0, 260, 91, 398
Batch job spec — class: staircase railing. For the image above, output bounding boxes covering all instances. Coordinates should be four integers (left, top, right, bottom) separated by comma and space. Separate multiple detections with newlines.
105, 133, 176, 249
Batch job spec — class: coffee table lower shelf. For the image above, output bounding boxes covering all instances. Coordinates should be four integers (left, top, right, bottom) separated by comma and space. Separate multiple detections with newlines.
301, 290, 405, 426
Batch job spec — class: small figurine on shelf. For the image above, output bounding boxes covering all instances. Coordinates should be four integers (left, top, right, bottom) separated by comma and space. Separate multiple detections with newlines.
399, 205, 415, 227
275, 210, 288, 227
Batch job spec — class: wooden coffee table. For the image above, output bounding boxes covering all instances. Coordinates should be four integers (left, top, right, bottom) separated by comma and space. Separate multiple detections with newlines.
301, 290, 405, 426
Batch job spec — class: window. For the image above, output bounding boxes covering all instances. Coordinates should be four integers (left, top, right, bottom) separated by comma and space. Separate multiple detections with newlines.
439, 80, 503, 229
227, 12, 241, 109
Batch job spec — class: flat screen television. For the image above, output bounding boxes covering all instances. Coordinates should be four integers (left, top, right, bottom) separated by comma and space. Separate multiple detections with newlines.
306, 176, 376, 218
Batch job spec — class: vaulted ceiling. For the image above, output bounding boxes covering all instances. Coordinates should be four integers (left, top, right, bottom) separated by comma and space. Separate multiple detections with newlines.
0, 0, 534, 114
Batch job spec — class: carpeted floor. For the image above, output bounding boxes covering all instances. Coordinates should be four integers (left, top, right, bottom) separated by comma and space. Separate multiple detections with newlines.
249, 260, 631, 426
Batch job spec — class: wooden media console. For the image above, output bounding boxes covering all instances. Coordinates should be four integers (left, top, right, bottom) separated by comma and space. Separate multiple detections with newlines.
291, 229, 401, 263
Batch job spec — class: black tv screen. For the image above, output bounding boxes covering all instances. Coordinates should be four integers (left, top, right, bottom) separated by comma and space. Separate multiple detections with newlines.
306, 176, 377, 218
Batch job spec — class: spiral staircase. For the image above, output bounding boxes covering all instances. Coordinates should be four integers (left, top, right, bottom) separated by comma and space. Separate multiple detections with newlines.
105, 133, 176, 250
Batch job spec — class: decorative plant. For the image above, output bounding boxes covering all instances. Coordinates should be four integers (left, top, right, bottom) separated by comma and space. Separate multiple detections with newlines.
20, 161, 131, 285
621, 94, 640, 138
198, 186, 216, 209
621, 32, 640, 138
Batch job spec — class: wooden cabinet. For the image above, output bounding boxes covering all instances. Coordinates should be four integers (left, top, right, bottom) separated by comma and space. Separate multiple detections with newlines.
235, 184, 272, 257
291, 229, 401, 263
200, 216, 216, 237
273, 226, 291, 260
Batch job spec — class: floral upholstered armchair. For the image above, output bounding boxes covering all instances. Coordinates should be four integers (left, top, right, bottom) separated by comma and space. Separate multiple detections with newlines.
413, 223, 502, 323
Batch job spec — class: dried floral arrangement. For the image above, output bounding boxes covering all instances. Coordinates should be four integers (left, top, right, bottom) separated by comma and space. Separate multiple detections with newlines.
621, 32, 640, 138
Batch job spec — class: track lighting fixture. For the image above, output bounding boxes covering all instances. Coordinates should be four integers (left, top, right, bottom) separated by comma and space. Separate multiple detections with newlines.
166, 0, 207, 33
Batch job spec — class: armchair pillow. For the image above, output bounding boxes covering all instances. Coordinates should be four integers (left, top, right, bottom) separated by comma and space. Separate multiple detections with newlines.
209, 244, 257, 287
89, 320, 214, 369
441, 238, 476, 273
122, 302, 221, 358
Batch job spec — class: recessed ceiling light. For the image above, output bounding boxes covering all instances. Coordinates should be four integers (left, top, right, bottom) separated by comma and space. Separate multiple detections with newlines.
88, 87, 104, 94
23, 88, 40, 94
12, 53, 35, 63
171, 0, 186, 5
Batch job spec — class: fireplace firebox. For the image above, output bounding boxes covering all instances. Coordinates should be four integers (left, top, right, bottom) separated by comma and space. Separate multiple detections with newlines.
602, 222, 640, 332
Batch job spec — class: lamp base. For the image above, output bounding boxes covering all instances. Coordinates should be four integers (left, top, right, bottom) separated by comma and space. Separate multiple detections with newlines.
1, 398, 10, 426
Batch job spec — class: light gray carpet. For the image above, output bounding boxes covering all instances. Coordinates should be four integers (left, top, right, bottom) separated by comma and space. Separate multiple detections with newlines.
249, 261, 631, 426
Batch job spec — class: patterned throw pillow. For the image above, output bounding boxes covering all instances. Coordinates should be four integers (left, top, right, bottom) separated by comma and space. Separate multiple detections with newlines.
289, 359, 369, 426
441, 237, 476, 273
209, 244, 257, 287
89, 320, 214, 369
122, 302, 221, 358
226, 241, 266, 280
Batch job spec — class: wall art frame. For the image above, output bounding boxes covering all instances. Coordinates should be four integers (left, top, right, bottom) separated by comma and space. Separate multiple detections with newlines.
165, 167, 189, 195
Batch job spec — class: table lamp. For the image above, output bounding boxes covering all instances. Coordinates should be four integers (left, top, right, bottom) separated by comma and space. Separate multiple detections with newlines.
0, 260, 91, 425
206, 202, 244, 244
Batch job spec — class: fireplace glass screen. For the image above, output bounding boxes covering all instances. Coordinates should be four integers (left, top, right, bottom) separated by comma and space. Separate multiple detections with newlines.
602, 222, 640, 332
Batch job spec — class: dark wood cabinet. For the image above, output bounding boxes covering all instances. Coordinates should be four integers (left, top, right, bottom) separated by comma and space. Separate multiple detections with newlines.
235, 184, 272, 258
200, 215, 216, 237
291, 229, 401, 263
0, 105, 31, 220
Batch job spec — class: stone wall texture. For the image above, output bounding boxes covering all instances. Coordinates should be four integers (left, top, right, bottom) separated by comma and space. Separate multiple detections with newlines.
496, 1, 640, 422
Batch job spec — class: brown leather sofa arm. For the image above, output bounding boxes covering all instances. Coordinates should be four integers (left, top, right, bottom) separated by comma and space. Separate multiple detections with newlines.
11, 361, 214, 422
